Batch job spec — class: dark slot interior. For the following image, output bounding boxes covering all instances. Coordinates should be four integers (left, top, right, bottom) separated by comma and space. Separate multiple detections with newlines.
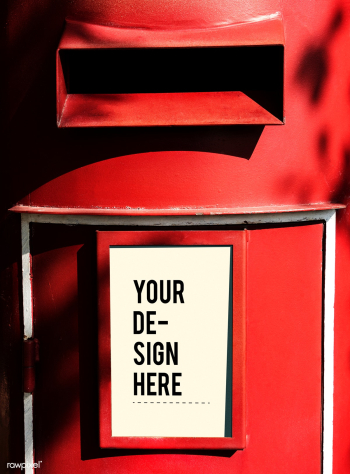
60, 46, 284, 120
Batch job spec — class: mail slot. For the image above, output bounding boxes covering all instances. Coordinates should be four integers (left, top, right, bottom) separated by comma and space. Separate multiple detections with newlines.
57, 18, 284, 127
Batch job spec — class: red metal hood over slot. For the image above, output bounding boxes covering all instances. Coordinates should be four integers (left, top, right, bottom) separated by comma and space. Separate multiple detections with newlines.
57, 15, 284, 127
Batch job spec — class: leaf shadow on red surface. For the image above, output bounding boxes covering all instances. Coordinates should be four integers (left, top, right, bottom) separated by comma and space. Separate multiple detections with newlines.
294, 8, 344, 105
286, 8, 350, 470
282, 5, 350, 236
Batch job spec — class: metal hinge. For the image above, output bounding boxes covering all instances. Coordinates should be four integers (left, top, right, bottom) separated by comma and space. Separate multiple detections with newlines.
23, 338, 39, 393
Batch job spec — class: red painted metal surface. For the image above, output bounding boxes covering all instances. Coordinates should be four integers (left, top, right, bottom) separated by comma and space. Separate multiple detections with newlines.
30, 223, 322, 472
3, 0, 350, 472
59, 18, 285, 50
97, 230, 246, 450
7, 0, 345, 214
68, 1, 283, 31
59, 92, 283, 128
23, 339, 39, 393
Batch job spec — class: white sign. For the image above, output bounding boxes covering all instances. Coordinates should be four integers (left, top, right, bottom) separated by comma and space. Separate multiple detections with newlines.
109, 246, 231, 438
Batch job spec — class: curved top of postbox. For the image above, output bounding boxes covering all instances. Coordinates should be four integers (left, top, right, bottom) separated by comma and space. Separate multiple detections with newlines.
58, 14, 284, 50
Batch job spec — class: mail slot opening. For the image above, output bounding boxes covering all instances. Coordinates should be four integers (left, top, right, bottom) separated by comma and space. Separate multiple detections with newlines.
61, 46, 283, 97
57, 43, 284, 127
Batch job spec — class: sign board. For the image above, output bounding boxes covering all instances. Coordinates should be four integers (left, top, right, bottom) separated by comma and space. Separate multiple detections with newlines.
97, 231, 246, 450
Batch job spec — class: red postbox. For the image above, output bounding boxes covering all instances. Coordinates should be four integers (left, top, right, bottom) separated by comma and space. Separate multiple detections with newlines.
2, 1, 350, 474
